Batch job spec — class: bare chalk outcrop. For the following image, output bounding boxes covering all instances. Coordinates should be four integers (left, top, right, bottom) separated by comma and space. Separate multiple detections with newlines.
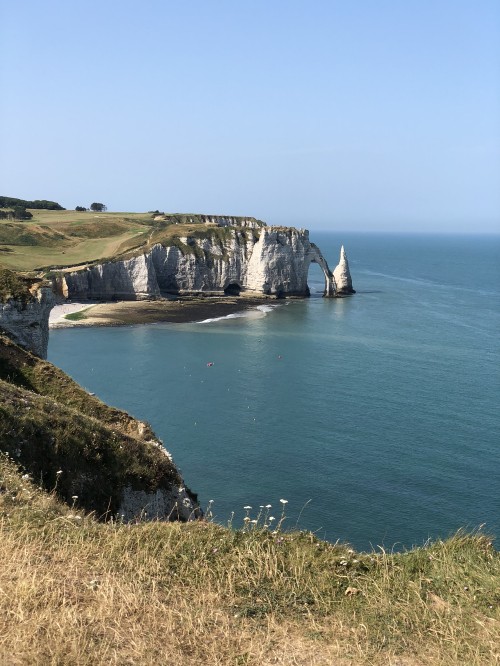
0, 285, 54, 358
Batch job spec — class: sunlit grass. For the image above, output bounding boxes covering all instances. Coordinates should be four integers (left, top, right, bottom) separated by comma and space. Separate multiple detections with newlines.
1, 453, 498, 665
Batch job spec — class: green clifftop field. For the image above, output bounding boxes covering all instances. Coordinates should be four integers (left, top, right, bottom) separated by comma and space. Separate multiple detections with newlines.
0, 335, 499, 664
0, 208, 264, 272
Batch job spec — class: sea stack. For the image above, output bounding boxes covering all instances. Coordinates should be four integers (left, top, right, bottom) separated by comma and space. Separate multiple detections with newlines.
333, 245, 355, 295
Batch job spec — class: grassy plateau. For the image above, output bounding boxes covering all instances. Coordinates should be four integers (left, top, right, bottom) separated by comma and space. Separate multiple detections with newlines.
0, 209, 264, 272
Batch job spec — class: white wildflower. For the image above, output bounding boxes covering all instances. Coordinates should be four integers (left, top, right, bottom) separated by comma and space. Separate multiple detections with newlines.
279, 499, 288, 504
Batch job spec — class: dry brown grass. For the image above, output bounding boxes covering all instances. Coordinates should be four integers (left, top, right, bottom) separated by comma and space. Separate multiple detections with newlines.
1, 455, 499, 665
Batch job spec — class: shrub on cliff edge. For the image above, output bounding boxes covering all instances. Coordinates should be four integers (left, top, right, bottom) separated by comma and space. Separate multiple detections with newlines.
0, 269, 36, 303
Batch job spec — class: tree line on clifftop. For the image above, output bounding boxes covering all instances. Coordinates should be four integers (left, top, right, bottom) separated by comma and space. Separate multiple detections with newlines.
0, 196, 109, 220
0, 196, 65, 220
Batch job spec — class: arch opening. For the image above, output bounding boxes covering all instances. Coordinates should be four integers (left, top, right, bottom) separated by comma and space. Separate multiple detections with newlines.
224, 282, 241, 296
307, 259, 328, 297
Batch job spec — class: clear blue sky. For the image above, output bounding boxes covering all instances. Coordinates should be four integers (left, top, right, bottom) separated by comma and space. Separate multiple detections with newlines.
1, 0, 499, 232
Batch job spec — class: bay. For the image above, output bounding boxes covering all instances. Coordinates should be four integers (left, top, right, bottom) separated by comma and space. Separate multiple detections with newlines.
48, 232, 500, 550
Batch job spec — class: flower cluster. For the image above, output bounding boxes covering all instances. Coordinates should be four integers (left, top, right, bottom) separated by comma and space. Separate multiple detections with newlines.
240, 499, 288, 532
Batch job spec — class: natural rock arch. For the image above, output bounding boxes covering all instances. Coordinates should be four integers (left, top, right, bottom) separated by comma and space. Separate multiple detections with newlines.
305, 245, 336, 297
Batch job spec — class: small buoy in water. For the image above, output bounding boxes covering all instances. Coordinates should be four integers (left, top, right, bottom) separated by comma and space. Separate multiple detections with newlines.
207, 362, 214, 367
278, 355, 282, 359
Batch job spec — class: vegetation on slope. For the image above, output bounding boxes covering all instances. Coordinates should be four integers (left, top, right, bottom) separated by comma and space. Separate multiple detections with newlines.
0, 268, 40, 304
0, 210, 155, 271
0, 452, 498, 665
115, 220, 262, 265
0, 335, 187, 517
0, 208, 264, 271
0, 222, 67, 247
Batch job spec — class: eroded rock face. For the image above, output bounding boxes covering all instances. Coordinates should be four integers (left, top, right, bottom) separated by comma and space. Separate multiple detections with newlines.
61, 254, 161, 301
117, 439, 201, 522
119, 484, 200, 522
332, 245, 355, 295
0, 287, 55, 358
59, 227, 344, 299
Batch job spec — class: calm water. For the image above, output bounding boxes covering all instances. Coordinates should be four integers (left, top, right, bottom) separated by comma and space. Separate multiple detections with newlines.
49, 232, 500, 551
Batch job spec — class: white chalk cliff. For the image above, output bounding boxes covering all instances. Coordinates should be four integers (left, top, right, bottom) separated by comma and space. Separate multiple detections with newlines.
0, 286, 54, 358
57, 226, 353, 300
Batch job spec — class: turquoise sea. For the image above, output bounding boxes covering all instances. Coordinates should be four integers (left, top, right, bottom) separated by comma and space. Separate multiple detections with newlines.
49, 233, 500, 551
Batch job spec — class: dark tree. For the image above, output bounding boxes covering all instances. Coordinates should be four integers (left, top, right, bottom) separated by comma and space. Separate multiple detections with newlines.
90, 202, 107, 212
12, 206, 32, 220
75, 206, 87, 212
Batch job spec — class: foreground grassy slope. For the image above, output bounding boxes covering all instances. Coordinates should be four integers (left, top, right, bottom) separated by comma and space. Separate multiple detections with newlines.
0, 454, 499, 665
0, 209, 264, 271
0, 335, 185, 516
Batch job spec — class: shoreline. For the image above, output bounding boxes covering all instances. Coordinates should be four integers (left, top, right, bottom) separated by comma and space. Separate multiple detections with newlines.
49, 296, 280, 328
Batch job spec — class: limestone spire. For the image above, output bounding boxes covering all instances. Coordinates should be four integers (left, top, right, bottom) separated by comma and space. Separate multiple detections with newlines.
332, 245, 355, 295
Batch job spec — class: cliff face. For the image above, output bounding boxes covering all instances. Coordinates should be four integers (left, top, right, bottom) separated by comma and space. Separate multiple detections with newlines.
0, 285, 54, 359
59, 227, 345, 300
62, 254, 161, 301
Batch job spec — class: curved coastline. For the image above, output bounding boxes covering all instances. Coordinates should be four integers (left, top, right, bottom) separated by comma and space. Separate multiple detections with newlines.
49, 295, 278, 328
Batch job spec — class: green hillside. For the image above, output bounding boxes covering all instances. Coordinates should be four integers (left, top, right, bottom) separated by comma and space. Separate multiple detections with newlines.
0, 209, 264, 272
